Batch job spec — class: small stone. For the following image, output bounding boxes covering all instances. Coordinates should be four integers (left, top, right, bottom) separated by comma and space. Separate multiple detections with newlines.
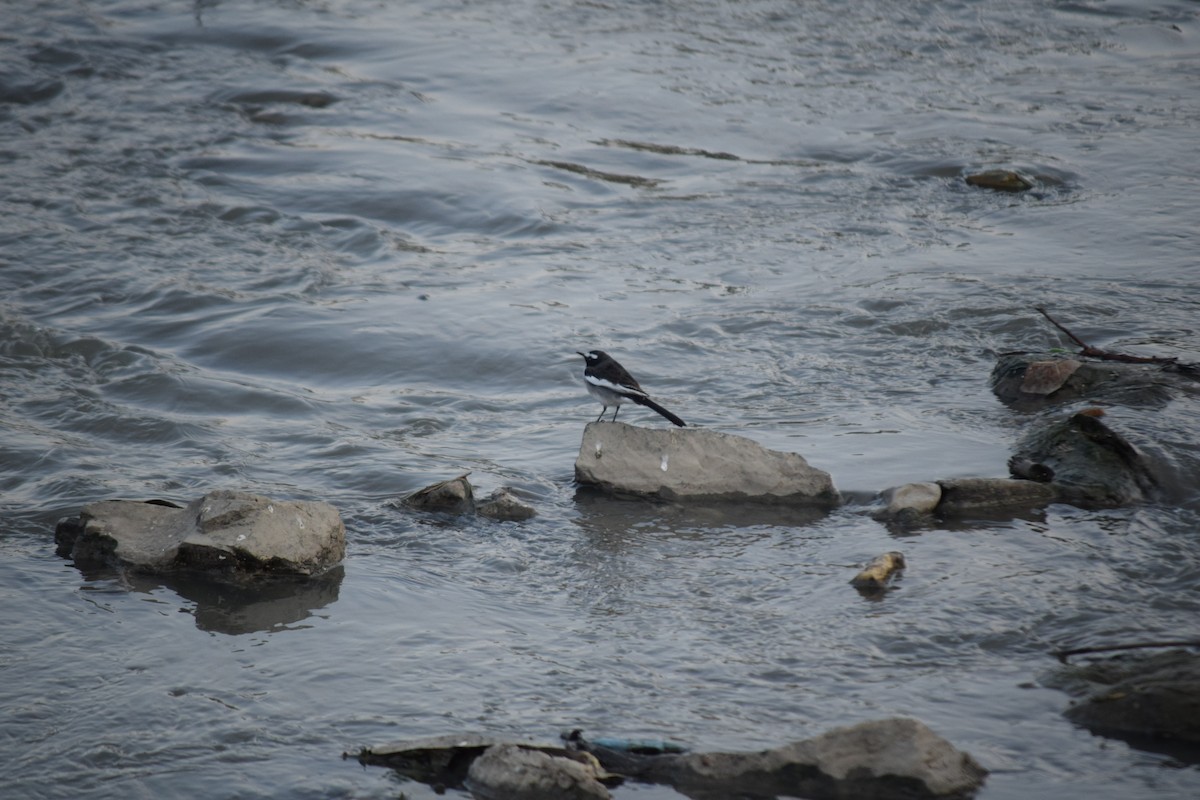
851, 552, 906, 591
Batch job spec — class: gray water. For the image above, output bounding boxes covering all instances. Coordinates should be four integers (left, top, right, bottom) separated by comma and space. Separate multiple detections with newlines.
2, 0, 1199, 798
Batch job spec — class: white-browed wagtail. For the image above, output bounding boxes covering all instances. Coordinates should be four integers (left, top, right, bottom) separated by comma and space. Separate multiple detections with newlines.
577, 350, 686, 427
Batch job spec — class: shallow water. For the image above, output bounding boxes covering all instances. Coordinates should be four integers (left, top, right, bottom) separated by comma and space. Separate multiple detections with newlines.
2, 0, 1199, 798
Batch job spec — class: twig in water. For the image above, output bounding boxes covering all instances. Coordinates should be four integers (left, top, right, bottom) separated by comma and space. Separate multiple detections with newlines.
1035, 307, 1178, 365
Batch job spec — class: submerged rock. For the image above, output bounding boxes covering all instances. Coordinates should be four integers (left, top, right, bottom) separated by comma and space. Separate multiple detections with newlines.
964, 169, 1033, 192
1055, 650, 1200, 748
575, 421, 838, 505
54, 490, 345, 576
573, 717, 986, 799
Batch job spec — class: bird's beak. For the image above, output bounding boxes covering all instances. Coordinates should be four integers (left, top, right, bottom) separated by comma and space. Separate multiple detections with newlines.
575, 352, 586, 358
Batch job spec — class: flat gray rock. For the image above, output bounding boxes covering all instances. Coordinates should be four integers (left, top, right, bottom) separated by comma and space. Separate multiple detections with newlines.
575, 422, 838, 505
56, 490, 345, 576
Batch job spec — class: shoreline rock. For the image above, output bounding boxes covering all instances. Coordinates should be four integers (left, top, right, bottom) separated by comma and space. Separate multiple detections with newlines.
578, 717, 986, 799
359, 718, 987, 800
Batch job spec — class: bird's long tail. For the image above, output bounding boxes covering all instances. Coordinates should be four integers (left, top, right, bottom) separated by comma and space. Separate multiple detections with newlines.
632, 395, 686, 427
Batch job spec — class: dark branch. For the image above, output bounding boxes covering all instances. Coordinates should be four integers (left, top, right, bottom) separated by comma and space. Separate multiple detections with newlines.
1035, 306, 1178, 365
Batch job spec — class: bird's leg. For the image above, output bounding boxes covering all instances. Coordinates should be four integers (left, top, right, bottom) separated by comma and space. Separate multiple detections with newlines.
595, 407, 607, 423
611, 405, 620, 422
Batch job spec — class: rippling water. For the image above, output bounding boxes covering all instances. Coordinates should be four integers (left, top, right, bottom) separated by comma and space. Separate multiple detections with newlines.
3, 1, 1199, 798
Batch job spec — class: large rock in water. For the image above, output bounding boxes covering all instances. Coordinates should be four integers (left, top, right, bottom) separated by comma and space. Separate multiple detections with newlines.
575, 422, 838, 505
580, 717, 987, 799
1010, 410, 1159, 507
1057, 650, 1200, 746
55, 490, 345, 576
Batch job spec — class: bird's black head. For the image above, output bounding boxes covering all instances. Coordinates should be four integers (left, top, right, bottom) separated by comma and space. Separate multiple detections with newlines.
577, 350, 607, 365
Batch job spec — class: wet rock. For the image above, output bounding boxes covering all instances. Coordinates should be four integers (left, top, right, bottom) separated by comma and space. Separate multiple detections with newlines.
964, 169, 1033, 192
851, 551, 906, 593
54, 490, 345, 576
575, 421, 838, 506
403, 474, 476, 515
991, 353, 1176, 409
1056, 650, 1200, 747
356, 735, 619, 797
1012, 410, 1158, 506
356, 733, 500, 788
477, 488, 537, 522
1007, 457, 1055, 483
576, 717, 986, 800
466, 743, 616, 800
881, 410, 1160, 517
935, 477, 1058, 512
882, 482, 942, 517
401, 476, 538, 520
1017, 358, 1082, 395
362, 720, 984, 800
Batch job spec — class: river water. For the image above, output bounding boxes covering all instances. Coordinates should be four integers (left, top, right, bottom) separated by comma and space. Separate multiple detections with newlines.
2, 0, 1199, 798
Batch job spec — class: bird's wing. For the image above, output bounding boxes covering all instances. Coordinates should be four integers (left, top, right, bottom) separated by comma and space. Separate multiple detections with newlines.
585, 372, 648, 399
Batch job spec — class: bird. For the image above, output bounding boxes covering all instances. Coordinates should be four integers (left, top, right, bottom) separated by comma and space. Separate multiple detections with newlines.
577, 350, 686, 427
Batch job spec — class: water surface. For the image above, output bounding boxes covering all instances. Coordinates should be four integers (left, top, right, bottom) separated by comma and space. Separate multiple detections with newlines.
2, 1, 1199, 798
